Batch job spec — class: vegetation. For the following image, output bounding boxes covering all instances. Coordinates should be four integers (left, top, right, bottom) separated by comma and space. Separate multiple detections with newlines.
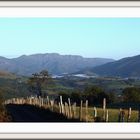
1, 69, 140, 122
91, 54, 140, 77
1, 71, 140, 105
6, 95, 139, 122
0, 89, 11, 122
28, 70, 52, 97
0, 77, 30, 100
56, 85, 117, 106
122, 87, 140, 103
86, 107, 138, 122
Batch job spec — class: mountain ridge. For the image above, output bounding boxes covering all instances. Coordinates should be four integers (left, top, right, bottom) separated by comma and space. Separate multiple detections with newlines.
85, 54, 140, 78
0, 53, 114, 76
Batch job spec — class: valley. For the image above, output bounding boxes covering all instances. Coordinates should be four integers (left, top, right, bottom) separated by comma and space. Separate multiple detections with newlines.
0, 53, 140, 122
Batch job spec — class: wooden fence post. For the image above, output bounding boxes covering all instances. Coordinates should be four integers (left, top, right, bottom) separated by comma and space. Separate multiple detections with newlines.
106, 110, 109, 122
64, 102, 67, 117
32, 97, 34, 105
60, 96, 64, 114
79, 100, 83, 121
21, 98, 23, 104
72, 102, 76, 119
103, 98, 106, 121
13, 98, 15, 104
41, 98, 44, 107
50, 100, 54, 111
37, 98, 39, 106
85, 100, 88, 122
39, 97, 42, 107
17, 98, 19, 104
93, 107, 97, 118
103, 98, 106, 110
68, 98, 72, 118
47, 96, 50, 108
118, 108, 122, 122
36, 97, 38, 106
30, 97, 31, 105
122, 110, 125, 122
58, 102, 61, 114
127, 107, 131, 122
65, 102, 69, 118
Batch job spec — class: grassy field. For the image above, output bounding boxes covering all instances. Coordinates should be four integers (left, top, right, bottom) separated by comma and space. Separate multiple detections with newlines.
5, 96, 139, 122
73, 107, 139, 122
52, 103, 139, 122
89, 108, 138, 122
1, 74, 140, 122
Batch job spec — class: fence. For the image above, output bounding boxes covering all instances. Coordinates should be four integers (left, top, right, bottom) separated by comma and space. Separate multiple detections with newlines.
4, 96, 139, 122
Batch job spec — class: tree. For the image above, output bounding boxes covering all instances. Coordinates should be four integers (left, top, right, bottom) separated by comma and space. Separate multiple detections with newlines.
84, 86, 100, 104
28, 70, 52, 97
122, 87, 140, 103
56, 91, 71, 103
71, 90, 82, 105
83, 86, 108, 106
107, 92, 117, 104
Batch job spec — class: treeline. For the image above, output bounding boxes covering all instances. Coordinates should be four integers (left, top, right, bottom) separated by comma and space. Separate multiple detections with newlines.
56, 86, 116, 106
27, 70, 140, 107
123, 87, 140, 103
57, 86, 140, 106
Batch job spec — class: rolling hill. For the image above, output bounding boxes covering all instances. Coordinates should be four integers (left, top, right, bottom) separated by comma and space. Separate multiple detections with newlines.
0, 70, 16, 79
0, 53, 114, 76
88, 55, 140, 78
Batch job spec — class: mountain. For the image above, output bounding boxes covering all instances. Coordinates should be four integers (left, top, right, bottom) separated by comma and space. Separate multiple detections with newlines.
0, 53, 114, 76
0, 70, 16, 79
88, 55, 140, 78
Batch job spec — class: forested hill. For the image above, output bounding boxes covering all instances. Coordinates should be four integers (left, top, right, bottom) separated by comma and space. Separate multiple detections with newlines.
0, 53, 114, 76
87, 55, 140, 78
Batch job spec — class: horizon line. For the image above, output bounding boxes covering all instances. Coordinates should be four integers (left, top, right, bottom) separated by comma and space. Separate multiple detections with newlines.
1, 52, 140, 61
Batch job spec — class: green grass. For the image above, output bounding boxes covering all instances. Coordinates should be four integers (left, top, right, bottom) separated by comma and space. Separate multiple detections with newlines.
74, 107, 138, 122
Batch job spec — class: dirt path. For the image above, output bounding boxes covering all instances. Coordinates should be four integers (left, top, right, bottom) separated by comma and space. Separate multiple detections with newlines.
6, 104, 79, 122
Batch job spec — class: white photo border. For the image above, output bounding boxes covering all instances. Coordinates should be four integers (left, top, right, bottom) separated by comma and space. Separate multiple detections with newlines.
0, 1, 140, 139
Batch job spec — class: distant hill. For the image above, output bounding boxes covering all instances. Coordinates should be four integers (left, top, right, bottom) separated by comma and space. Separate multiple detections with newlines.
0, 71, 16, 79
0, 53, 114, 76
87, 55, 140, 78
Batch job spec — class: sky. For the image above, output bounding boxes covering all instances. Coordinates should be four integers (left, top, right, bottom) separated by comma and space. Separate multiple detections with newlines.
0, 18, 140, 60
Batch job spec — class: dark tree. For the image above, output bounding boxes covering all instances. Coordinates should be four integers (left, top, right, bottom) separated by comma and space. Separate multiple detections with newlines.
28, 70, 52, 97
122, 87, 140, 103
71, 90, 82, 105
83, 86, 108, 105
